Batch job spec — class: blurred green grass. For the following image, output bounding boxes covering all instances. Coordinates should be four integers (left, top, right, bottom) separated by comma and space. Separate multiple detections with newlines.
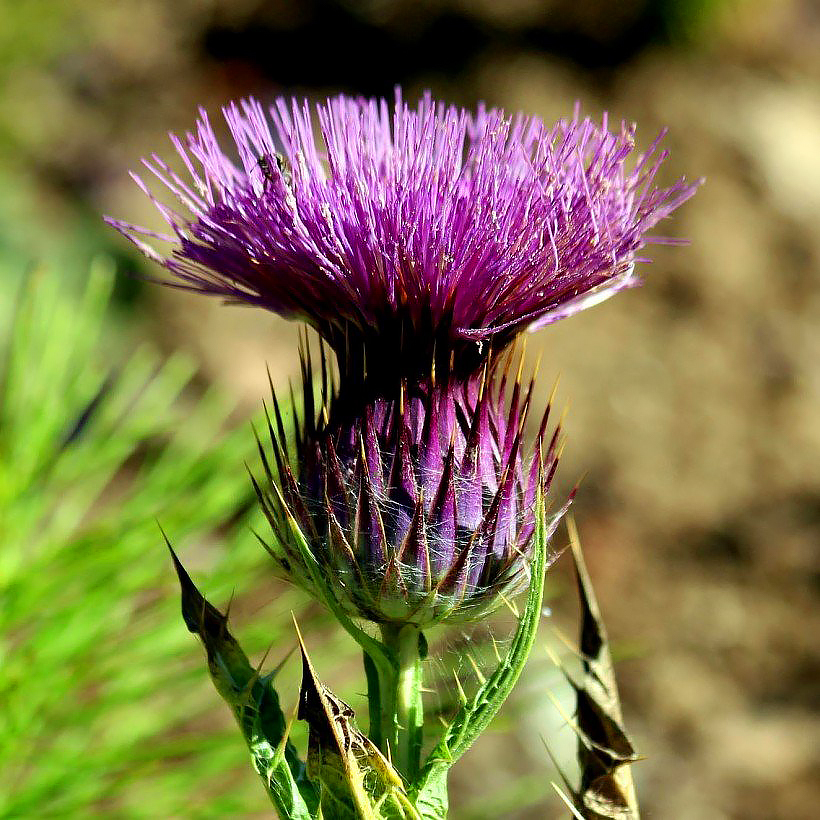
0, 262, 319, 817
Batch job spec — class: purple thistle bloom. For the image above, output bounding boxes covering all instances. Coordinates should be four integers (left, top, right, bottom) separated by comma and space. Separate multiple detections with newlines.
253, 340, 570, 626
107, 91, 699, 381
107, 90, 698, 625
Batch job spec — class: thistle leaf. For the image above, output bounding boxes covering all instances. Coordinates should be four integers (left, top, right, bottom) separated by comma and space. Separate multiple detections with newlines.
166, 538, 319, 820
410, 489, 551, 819
567, 517, 641, 819
294, 620, 419, 820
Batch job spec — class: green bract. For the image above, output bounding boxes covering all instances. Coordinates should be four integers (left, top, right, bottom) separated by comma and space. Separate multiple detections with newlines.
252, 343, 569, 631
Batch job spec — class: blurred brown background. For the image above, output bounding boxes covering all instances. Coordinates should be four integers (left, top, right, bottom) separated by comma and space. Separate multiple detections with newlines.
2, 0, 818, 817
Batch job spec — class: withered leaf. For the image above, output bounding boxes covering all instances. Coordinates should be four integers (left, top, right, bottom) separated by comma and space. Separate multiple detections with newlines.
294, 619, 419, 820
568, 518, 642, 820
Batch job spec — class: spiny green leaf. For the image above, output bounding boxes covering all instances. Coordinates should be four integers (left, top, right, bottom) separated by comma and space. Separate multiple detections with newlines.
167, 536, 319, 820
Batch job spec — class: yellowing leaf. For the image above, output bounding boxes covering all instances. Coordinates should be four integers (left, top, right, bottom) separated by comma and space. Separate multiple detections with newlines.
294, 619, 419, 820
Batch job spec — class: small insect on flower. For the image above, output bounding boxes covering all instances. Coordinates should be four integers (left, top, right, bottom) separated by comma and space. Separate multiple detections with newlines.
256, 152, 292, 192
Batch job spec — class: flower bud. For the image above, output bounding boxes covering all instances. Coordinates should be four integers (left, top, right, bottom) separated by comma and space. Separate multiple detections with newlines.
255, 343, 569, 626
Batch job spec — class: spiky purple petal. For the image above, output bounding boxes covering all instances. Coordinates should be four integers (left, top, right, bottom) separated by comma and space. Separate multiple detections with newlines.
108, 92, 699, 382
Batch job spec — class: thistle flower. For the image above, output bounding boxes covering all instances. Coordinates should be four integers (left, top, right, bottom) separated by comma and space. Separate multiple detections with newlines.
107, 91, 698, 625
109, 93, 699, 803
107, 91, 699, 383
254, 339, 568, 627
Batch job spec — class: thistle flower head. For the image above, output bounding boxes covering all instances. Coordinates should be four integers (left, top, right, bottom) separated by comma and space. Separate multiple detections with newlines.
254, 339, 569, 626
108, 91, 698, 382
108, 91, 698, 626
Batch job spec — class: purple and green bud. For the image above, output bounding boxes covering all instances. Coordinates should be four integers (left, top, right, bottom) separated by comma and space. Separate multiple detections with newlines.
253, 340, 570, 627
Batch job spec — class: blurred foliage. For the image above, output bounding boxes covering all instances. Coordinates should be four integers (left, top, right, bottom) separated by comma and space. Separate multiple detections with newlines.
0, 261, 322, 817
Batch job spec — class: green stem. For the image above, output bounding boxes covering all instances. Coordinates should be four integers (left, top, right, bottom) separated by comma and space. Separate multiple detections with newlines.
372, 623, 424, 782
362, 648, 383, 750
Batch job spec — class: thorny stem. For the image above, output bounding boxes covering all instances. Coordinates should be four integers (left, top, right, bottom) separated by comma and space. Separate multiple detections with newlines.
369, 623, 424, 783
